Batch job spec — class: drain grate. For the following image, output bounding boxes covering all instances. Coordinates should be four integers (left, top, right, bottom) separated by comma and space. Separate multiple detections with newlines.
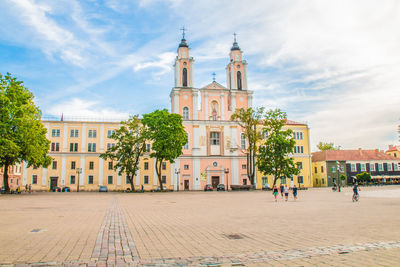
226, 234, 243, 240
338, 251, 349, 254
30, 228, 42, 233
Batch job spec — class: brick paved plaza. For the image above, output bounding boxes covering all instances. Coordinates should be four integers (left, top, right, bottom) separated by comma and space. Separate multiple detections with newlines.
1, 186, 400, 266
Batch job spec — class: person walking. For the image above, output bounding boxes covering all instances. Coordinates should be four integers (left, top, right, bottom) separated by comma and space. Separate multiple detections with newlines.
284, 184, 289, 201
280, 184, 284, 199
28, 184, 31, 193
292, 184, 298, 201
25, 184, 28, 193
272, 185, 279, 202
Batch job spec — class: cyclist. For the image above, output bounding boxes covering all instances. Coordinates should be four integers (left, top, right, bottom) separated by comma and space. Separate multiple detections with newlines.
353, 182, 359, 201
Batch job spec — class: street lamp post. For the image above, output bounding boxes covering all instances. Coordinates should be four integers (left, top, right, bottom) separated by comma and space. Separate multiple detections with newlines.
336, 161, 341, 192
225, 168, 229, 191
76, 168, 82, 192
175, 168, 180, 192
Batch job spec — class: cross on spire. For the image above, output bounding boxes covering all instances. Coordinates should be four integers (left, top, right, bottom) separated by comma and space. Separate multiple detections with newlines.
233, 32, 237, 42
180, 26, 186, 39
212, 72, 216, 82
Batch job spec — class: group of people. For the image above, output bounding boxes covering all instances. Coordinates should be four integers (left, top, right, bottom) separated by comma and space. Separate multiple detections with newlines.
272, 184, 298, 202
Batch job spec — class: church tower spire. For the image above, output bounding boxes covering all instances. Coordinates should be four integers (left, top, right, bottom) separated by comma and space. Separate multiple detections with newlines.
174, 27, 194, 88
226, 33, 248, 90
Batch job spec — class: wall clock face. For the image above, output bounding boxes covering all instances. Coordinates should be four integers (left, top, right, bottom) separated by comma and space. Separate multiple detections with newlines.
213, 162, 218, 167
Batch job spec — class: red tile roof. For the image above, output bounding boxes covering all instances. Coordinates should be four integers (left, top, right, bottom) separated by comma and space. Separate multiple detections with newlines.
285, 119, 306, 126
386, 146, 400, 152
312, 149, 398, 162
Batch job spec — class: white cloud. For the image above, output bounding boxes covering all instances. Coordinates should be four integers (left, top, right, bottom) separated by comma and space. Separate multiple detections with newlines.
133, 52, 175, 76
47, 98, 129, 121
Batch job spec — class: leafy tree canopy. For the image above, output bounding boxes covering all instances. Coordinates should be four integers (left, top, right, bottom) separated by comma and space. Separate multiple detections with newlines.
99, 115, 147, 191
0, 73, 51, 192
142, 109, 187, 191
317, 142, 341, 151
231, 107, 265, 186
256, 109, 300, 187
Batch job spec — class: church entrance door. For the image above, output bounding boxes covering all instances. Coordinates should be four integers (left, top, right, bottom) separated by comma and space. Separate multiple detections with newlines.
212, 176, 220, 189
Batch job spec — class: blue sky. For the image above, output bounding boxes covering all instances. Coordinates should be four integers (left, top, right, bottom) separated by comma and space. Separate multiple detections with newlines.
1, 0, 399, 151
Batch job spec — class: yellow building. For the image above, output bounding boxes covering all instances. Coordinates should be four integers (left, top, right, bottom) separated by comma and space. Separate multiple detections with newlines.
255, 120, 313, 189
386, 145, 400, 159
23, 120, 173, 192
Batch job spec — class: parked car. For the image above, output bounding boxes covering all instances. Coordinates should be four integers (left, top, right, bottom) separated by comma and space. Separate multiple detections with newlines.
62, 186, 71, 192
262, 184, 271, 190
204, 184, 213, 191
99, 186, 108, 192
216, 184, 225, 191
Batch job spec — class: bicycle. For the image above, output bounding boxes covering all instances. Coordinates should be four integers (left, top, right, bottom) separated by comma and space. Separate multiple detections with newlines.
352, 193, 359, 202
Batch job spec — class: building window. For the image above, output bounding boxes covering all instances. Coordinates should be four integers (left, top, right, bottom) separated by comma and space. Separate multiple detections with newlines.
108, 176, 113, 184
107, 130, 115, 138
88, 143, 96, 152
70, 129, 79, 137
88, 175, 94, 184
162, 162, 166, 170
71, 161, 76, 170
107, 143, 116, 151
370, 163, 375, 171
182, 107, 189, 120
242, 164, 246, 169
144, 162, 149, 170
145, 144, 151, 152
315, 167, 317, 173
321, 166, 324, 173
394, 163, 399, 171
298, 176, 304, 184
332, 166, 336, 172
262, 177, 268, 185
89, 161, 94, 170
322, 178, 325, 184
162, 175, 167, 184
297, 162, 303, 170
241, 133, 246, 149
210, 132, 220, 145
70, 175, 76, 184
51, 129, 60, 137
126, 175, 130, 184
52, 161, 57, 170
51, 142, 60, 152
378, 163, 383, 171
351, 164, 356, 172
387, 163, 392, 171
32, 175, 37, 184
280, 178, 286, 185
108, 162, 113, 170
182, 68, 188, 87
144, 175, 149, 184
70, 143, 78, 152
184, 164, 189, 170
88, 129, 97, 138
237, 71, 242, 90
361, 163, 366, 172
183, 132, 189, 149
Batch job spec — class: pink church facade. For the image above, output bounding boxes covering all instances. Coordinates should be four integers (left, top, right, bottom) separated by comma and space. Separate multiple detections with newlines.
170, 36, 253, 191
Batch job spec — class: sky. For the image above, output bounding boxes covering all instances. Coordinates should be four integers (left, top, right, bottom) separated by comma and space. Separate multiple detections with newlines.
0, 0, 399, 152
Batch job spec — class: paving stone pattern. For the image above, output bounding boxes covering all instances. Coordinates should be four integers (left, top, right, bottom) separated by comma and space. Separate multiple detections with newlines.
1, 187, 400, 266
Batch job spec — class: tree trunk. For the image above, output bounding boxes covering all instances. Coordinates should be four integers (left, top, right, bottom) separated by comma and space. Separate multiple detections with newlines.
3, 162, 10, 193
155, 158, 164, 191
129, 175, 135, 191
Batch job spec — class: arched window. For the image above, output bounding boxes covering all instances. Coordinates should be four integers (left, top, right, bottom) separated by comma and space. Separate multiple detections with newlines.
211, 101, 218, 120
182, 107, 189, 120
182, 68, 188, 87
183, 132, 189, 149
237, 71, 242, 90
241, 133, 246, 149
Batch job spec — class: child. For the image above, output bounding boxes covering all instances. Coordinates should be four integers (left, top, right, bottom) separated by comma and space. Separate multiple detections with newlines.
284, 185, 289, 201
272, 185, 279, 202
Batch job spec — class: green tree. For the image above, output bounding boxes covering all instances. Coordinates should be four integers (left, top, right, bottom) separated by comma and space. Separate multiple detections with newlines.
142, 109, 187, 191
0, 73, 51, 193
99, 115, 147, 191
256, 109, 300, 187
317, 142, 341, 151
231, 107, 265, 187
356, 172, 371, 184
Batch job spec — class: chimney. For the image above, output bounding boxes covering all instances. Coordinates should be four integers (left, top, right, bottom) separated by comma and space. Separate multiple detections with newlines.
375, 149, 379, 153
389, 144, 393, 149
358, 148, 362, 156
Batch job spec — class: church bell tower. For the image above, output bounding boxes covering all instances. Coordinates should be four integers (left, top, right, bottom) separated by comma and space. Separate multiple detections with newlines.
174, 28, 194, 88
226, 33, 248, 90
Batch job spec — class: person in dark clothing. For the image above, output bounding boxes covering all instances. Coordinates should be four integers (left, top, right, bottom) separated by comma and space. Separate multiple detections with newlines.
292, 184, 298, 201
273, 185, 279, 202
280, 184, 284, 198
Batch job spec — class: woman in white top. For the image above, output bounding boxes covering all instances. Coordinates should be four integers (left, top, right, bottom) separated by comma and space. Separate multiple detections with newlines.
284, 185, 289, 201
